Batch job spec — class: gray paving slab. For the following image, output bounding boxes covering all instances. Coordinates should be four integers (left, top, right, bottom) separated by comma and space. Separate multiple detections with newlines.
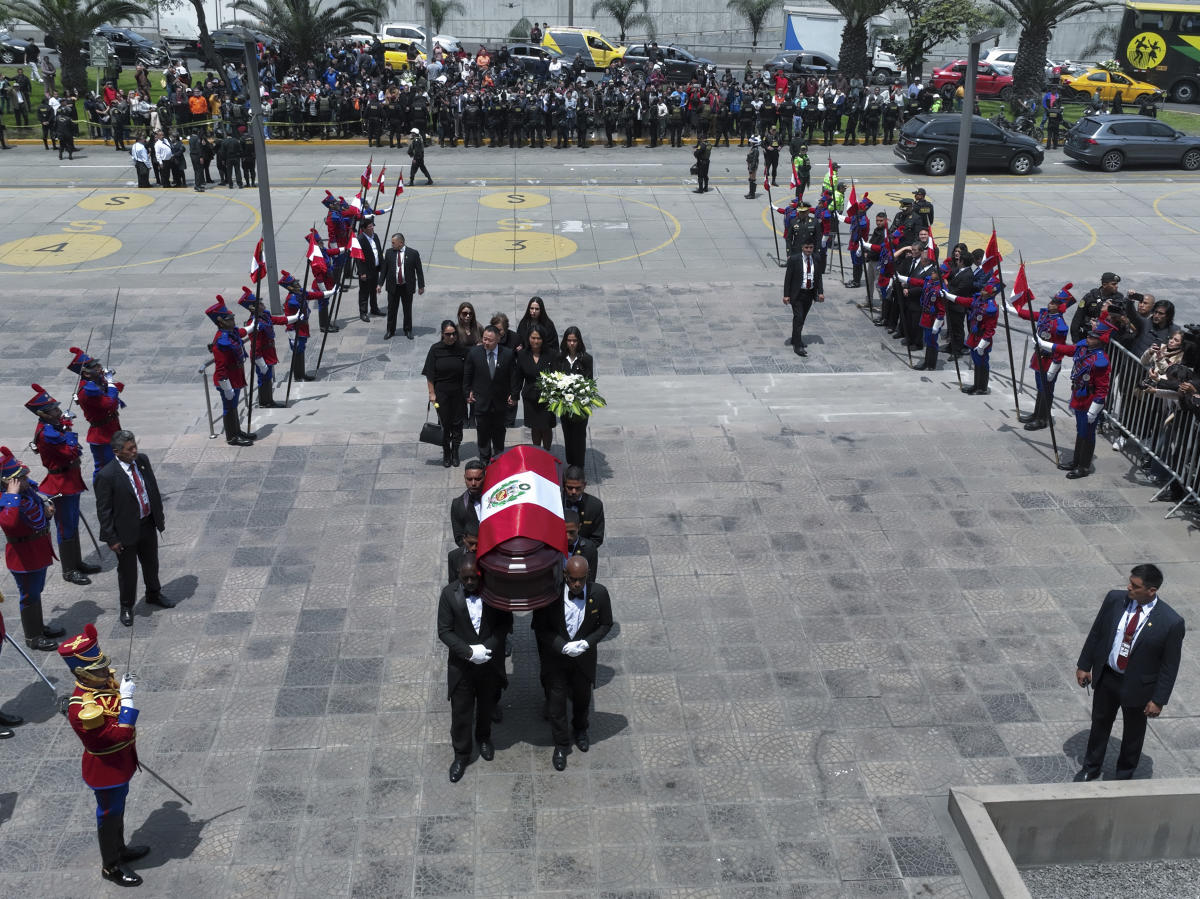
0, 148, 1197, 897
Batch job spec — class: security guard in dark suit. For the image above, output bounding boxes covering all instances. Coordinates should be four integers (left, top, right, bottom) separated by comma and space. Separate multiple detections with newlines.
912, 188, 935, 229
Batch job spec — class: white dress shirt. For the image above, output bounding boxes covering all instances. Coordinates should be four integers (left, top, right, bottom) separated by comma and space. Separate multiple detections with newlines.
464, 593, 483, 634
564, 585, 586, 638
1108, 597, 1157, 671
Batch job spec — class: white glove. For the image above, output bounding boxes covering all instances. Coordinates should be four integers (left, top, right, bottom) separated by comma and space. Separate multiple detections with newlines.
562, 640, 586, 657
468, 644, 492, 664
254, 358, 269, 376
932, 318, 944, 336
976, 339, 990, 353
323, 289, 337, 299
119, 676, 136, 708
1034, 336, 1056, 352
286, 313, 302, 324
217, 378, 235, 401
1047, 361, 1061, 381
1087, 401, 1103, 424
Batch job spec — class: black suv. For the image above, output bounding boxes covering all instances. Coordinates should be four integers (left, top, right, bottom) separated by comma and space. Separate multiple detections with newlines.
894, 113, 1044, 176
86, 25, 168, 67
199, 28, 276, 61
623, 43, 713, 83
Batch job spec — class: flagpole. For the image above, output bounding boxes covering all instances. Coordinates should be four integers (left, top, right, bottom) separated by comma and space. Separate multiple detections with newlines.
991, 218, 1021, 417
764, 180, 783, 266
246, 278, 259, 435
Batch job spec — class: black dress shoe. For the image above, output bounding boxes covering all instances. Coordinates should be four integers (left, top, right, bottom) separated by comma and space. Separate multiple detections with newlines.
574, 730, 590, 753
552, 747, 568, 771
120, 606, 134, 627
78, 560, 102, 574
320, 324, 340, 333
226, 435, 253, 447
1066, 465, 1094, 480
359, 314, 370, 323
1023, 420, 1047, 431
145, 593, 176, 608
383, 331, 394, 339
1073, 769, 1100, 782
25, 634, 58, 651
63, 569, 91, 585
795, 347, 807, 357
442, 456, 452, 468
102, 865, 143, 887
961, 385, 978, 395
405, 331, 413, 340
43, 622, 65, 638
370, 308, 384, 316
448, 758, 467, 782
479, 740, 494, 761
0, 710, 23, 726
1018, 411, 1038, 423
1057, 457, 1076, 471
120, 845, 151, 862
0, 727, 12, 740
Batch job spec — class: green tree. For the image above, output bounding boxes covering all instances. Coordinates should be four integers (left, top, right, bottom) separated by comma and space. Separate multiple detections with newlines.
727, 0, 776, 50
228, 0, 380, 67
589, 0, 655, 43
509, 16, 533, 40
6, 0, 143, 92
889, 0, 987, 81
431, 0, 465, 34
988, 0, 1113, 100
826, 0, 891, 82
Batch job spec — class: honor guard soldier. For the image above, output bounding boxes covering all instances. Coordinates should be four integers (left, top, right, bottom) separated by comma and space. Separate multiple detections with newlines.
306, 228, 340, 334
901, 263, 947, 372
0, 446, 66, 650
206, 297, 256, 447
26, 384, 100, 585
58, 623, 150, 887
67, 346, 125, 481
322, 190, 360, 281
239, 287, 298, 409
1009, 283, 1074, 431
280, 270, 334, 385
844, 191, 872, 288
1037, 317, 1114, 479
947, 279, 1001, 396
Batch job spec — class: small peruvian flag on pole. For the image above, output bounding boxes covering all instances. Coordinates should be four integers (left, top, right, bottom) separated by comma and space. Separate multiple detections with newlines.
249, 238, 266, 283
983, 227, 1002, 274
763, 172, 770, 192
377, 165, 386, 191
1010, 263, 1032, 310
395, 173, 404, 196
350, 233, 365, 261
360, 157, 372, 191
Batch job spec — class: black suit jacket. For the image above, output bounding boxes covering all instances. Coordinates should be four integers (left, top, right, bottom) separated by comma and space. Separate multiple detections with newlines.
355, 231, 383, 281
532, 583, 614, 686
382, 245, 424, 291
463, 344, 516, 413
1077, 589, 1186, 708
437, 583, 512, 698
450, 490, 481, 548
567, 536, 599, 583
783, 252, 823, 300
95, 453, 165, 546
562, 491, 605, 546
557, 352, 593, 379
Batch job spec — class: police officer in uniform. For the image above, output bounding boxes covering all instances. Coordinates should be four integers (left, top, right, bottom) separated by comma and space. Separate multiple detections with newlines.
912, 187, 935, 229
745, 134, 761, 199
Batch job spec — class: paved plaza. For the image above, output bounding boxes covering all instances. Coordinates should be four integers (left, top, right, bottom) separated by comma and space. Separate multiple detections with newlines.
0, 143, 1198, 897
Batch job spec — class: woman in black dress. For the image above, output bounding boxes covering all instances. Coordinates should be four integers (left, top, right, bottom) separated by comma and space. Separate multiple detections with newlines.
455, 302, 483, 347
422, 319, 468, 467
511, 324, 558, 451
515, 296, 558, 352
557, 326, 594, 468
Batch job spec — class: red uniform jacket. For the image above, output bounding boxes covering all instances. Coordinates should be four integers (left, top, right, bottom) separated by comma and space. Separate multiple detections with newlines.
0, 484, 55, 572
1046, 341, 1111, 410
67, 686, 139, 788
211, 328, 248, 389
284, 289, 323, 340
248, 312, 288, 366
76, 380, 123, 446
33, 420, 87, 498
1015, 306, 1070, 374
949, 293, 999, 348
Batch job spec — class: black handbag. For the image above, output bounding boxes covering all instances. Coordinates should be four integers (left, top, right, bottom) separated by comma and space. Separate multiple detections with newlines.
419, 402, 444, 445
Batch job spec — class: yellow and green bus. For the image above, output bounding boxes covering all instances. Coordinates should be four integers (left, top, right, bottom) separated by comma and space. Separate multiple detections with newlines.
1118, 0, 1200, 102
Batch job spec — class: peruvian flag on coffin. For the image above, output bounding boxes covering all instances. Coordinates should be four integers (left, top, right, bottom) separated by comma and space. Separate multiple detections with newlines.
477, 446, 567, 560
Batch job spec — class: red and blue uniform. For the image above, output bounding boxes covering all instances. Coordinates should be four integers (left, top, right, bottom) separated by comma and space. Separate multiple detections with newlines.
0, 447, 56, 611
67, 346, 124, 479
1044, 323, 1113, 440
27, 384, 87, 545
1013, 284, 1074, 402
206, 297, 248, 414
949, 283, 1000, 370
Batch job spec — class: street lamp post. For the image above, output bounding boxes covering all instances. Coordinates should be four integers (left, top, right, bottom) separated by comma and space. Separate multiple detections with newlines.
947, 27, 1002, 250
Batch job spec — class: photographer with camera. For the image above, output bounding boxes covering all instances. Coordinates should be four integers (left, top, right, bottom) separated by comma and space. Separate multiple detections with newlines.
1071, 272, 1123, 342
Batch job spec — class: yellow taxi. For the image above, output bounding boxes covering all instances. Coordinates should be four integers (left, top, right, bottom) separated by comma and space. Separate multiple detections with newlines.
541, 27, 625, 70
1062, 67, 1163, 103
381, 38, 427, 70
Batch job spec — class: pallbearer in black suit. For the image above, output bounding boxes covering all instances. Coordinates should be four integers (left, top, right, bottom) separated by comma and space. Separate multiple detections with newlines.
438, 554, 511, 783
1075, 564, 1186, 781
533, 555, 613, 771
463, 326, 517, 465
557, 327, 594, 468
561, 466, 604, 546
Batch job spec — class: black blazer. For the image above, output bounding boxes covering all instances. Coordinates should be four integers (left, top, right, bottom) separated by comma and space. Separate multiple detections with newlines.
463, 344, 516, 412
95, 453, 165, 546
562, 491, 605, 546
1077, 589, 1186, 708
558, 352, 593, 379
532, 583, 613, 685
511, 348, 559, 403
382, 245, 424, 291
450, 490, 480, 548
355, 231, 383, 281
783, 252, 823, 299
567, 535, 599, 583
437, 583, 512, 698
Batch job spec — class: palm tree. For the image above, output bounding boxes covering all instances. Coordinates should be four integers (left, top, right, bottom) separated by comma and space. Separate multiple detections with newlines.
589, 0, 655, 43
431, 0, 466, 34
825, 0, 891, 83
727, 0, 776, 50
228, 0, 380, 67
7, 0, 143, 93
988, 0, 1112, 100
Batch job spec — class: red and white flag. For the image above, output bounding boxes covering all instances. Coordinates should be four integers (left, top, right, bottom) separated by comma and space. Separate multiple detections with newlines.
843, 182, 858, 224
983, 227, 1002, 274
249, 238, 266, 283
477, 446, 567, 560
925, 233, 938, 262
377, 165, 386, 194
360, 157, 372, 191
763, 172, 770, 192
349, 233, 365, 260
395, 173, 404, 197
789, 159, 798, 190
1010, 263, 1032, 310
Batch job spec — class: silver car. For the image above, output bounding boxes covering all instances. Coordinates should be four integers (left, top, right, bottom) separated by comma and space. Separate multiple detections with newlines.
1064, 114, 1200, 172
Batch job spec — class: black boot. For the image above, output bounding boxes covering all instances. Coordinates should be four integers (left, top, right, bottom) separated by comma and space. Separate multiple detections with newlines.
1024, 392, 1049, 430
99, 816, 143, 887
450, 440, 460, 467
1059, 436, 1081, 471
1067, 438, 1095, 479
442, 444, 453, 468
60, 536, 92, 585
975, 367, 990, 396
1018, 393, 1040, 423
257, 382, 279, 408
961, 365, 980, 394
294, 350, 316, 382
913, 345, 937, 371
20, 602, 59, 651
224, 410, 253, 447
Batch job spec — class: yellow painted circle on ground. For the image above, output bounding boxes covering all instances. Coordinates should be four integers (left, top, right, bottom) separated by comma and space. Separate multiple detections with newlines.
77, 192, 155, 211
0, 233, 122, 267
455, 231, 578, 264
479, 191, 551, 210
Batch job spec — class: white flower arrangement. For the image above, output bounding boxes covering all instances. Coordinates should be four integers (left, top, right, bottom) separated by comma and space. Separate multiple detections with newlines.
536, 370, 607, 418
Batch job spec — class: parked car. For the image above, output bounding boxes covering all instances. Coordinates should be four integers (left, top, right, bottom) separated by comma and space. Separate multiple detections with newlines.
1061, 68, 1163, 104
764, 50, 838, 76
198, 28, 276, 61
0, 28, 40, 64
894, 113, 1044, 176
380, 38, 426, 71
622, 42, 713, 82
540, 27, 625, 70
1064, 114, 1200, 172
931, 60, 1014, 101
86, 25, 168, 67
503, 43, 562, 79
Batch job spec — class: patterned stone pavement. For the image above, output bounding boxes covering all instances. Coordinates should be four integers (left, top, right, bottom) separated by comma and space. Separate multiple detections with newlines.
0, 157, 1198, 898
